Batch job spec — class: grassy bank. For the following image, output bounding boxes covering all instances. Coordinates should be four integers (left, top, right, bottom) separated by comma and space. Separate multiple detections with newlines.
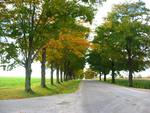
0, 77, 80, 100
105, 78, 150, 89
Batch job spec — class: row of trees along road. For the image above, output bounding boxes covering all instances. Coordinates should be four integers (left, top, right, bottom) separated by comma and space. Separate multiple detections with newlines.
0, 0, 106, 92
87, 1, 150, 87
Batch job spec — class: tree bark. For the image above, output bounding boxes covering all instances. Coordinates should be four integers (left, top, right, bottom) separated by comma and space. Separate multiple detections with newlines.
66, 61, 70, 81
64, 70, 66, 81
128, 58, 133, 87
99, 72, 102, 81
111, 61, 115, 84
25, 32, 33, 92
104, 73, 106, 81
25, 58, 32, 92
56, 65, 60, 84
60, 69, 63, 82
51, 64, 54, 85
126, 38, 133, 87
128, 68, 133, 87
64, 61, 67, 81
41, 48, 46, 88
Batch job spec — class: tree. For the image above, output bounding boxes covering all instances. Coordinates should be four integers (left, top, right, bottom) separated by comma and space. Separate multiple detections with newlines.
93, 20, 124, 83
0, 0, 95, 91
0, 0, 53, 92
92, 1, 150, 86
106, 1, 150, 86
87, 49, 111, 82
84, 69, 97, 79
39, 0, 95, 85
46, 27, 90, 82
88, 1, 150, 86
0, 0, 106, 91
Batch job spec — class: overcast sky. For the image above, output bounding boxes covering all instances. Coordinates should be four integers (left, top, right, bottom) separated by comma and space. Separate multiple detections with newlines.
0, 0, 150, 78
93, 0, 150, 28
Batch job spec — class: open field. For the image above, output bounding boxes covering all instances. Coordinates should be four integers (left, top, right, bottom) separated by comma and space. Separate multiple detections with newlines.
106, 78, 150, 89
0, 77, 80, 100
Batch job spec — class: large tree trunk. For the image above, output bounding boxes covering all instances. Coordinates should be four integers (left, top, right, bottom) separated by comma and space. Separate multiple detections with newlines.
41, 48, 46, 88
127, 39, 133, 87
51, 64, 54, 85
25, 35, 33, 92
25, 58, 32, 92
56, 65, 60, 84
104, 73, 106, 81
111, 61, 115, 84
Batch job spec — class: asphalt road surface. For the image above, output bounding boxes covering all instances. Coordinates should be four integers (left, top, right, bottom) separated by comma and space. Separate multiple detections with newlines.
0, 80, 150, 113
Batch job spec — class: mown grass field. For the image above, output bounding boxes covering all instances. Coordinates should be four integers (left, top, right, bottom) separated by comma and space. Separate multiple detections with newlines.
0, 77, 80, 100
106, 78, 150, 89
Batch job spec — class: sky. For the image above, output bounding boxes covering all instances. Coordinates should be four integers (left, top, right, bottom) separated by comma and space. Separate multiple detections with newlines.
0, 0, 150, 78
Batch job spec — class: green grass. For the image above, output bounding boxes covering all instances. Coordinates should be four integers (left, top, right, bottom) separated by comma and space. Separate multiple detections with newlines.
105, 78, 150, 89
0, 77, 80, 100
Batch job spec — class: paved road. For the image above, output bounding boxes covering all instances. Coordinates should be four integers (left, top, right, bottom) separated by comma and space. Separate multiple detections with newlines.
1, 80, 150, 113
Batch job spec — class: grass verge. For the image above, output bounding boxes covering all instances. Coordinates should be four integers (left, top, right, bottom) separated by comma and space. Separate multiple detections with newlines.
0, 77, 80, 100
105, 78, 150, 89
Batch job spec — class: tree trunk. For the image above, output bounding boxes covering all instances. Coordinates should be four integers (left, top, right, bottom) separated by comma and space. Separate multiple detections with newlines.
128, 69, 133, 87
56, 65, 60, 84
64, 71, 66, 81
60, 69, 63, 82
128, 56, 133, 87
41, 48, 46, 88
64, 61, 67, 81
25, 58, 32, 92
25, 35, 33, 92
66, 61, 70, 81
104, 74, 106, 81
127, 39, 133, 87
112, 70, 115, 83
111, 61, 115, 84
99, 72, 102, 81
51, 64, 54, 85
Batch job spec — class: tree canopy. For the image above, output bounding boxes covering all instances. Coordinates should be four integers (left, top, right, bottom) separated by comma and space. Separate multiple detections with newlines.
87, 1, 150, 85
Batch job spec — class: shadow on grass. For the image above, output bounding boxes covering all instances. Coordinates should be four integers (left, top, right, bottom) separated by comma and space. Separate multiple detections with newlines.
0, 80, 80, 99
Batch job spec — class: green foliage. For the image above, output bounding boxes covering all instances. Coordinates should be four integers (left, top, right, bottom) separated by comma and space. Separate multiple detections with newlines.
0, 43, 18, 70
0, 0, 94, 68
107, 1, 150, 73
0, 0, 96, 91
88, 1, 150, 80
87, 49, 111, 75
75, 69, 84, 79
